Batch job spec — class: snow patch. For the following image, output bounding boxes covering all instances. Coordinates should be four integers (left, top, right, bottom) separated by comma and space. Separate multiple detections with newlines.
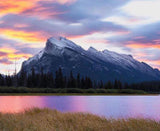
24, 50, 44, 66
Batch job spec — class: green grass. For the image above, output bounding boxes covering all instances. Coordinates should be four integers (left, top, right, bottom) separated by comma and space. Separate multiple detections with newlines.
0, 87, 148, 95
0, 108, 159, 131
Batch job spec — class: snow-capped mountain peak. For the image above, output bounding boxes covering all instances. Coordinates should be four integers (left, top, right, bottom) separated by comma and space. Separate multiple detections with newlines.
47, 37, 66, 48
47, 36, 81, 49
21, 37, 160, 83
44, 36, 83, 55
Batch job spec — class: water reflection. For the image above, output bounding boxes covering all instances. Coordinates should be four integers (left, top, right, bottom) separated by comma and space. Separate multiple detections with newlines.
0, 96, 46, 113
0, 96, 159, 120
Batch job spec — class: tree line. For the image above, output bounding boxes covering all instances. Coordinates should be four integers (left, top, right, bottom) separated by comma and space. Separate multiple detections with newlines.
0, 67, 160, 92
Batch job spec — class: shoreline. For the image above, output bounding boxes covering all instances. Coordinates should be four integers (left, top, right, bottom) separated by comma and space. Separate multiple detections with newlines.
0, 87, 158, 96
0, 93, 158, 96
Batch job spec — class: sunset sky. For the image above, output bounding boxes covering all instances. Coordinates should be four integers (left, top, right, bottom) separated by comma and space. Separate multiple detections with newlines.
0, 0, 160, 74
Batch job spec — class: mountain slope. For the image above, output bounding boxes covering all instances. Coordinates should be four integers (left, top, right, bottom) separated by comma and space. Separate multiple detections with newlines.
21, 37, 160, 83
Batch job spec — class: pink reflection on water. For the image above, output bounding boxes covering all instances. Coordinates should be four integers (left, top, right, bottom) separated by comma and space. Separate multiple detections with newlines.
0, 95, 160, 121
68, 96, 87, 112
126, 96, 146, 118
0, 96, 46, 113
147, 96, 160, 120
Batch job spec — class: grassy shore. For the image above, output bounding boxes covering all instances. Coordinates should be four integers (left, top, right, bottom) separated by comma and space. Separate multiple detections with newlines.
0, 87, 149, 95
0, 93, 154, 96
0, 108, 159, 131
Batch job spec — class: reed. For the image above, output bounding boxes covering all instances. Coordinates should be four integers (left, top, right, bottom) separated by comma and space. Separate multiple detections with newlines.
0, 108, 159, 131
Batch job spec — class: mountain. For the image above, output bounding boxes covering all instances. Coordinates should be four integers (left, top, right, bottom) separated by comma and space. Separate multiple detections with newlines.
20, 36, 160, 83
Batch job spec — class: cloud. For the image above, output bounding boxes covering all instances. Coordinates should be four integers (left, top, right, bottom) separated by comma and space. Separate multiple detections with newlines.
0, 29, 45, 43
0, 0, 76, 16
107, 21, 160, 47
0, 0, 38, 16
0, 46, 32, 66
103, 20, 160, 69
21, 0, 129, 22
0, 58, 13, 65
121, 0, 160, 24
0, 13, 128, 40
126, 42, 160, 49
0, 0, 160, 73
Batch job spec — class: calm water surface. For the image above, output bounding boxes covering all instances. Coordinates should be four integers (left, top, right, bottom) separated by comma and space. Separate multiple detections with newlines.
0, 96, 159, 120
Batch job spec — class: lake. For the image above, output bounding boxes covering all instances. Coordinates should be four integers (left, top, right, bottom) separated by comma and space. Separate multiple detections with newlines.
0, 95, 159, 120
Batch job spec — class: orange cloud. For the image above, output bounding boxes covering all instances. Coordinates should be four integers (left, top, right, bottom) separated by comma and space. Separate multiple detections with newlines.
0, 47, 17, 54
8, 53, 32, 60
0, 29, 45, 44
0, 0, 38, 16
0, 0, 76, 16
0, 47, 32, 65
0, 47, 33, 74
23, 7, 66, 19
0, 58, 12, 65
134, 52, 148, 59
125, 41, 160, 69
138, 58, 160, 69
126, 43, 149, 48
126, 41, 160, 49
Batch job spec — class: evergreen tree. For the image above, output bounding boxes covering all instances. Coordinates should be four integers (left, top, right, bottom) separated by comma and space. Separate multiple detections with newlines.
5, 75, 12, 87
26, 75, 32, 88
114, 80, 118, 89
80, 78, 85, 89
55, 68, 65, 88
76, 73, 81, 88
84, 77, 92, 89
67, 71, 76, 88
39, 67, 46, 88
124, 83, 129, 89
0, 74, 4, 86
98, 80, 103, 88
117, 80, 122, 89
31, 67, 37, 87
93, 80, 97, 89
18, 68, 27, 87
46, 73, 54, 88
105, 81, 113, 89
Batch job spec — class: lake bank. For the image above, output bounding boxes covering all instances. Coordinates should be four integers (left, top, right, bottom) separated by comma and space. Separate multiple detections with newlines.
0, 108, 159, 131
0, 93, 157, 96
0, 87, 156, 95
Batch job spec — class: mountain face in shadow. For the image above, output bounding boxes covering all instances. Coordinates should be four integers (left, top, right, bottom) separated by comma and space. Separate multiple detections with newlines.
20, 36, 160, 83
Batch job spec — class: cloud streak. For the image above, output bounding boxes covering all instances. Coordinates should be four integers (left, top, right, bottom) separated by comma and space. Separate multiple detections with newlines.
0, 0, 160, 74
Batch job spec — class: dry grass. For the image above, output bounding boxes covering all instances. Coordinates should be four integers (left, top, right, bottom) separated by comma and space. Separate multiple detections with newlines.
0, 108, 159, 131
